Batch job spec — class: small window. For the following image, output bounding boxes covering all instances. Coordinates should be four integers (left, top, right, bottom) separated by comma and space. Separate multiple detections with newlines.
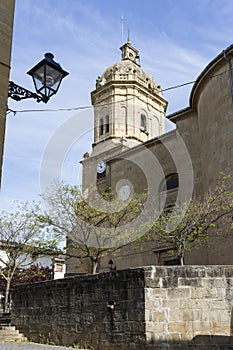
54, 263, 64, 273
141, 114, 146, 130
160, 173, 179, 192
105, 115, 109, 133
100, 118, 104, 136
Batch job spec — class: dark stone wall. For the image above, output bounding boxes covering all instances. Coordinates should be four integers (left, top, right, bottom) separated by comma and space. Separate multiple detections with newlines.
12, 268, 146, 350
12, 266, 233, 350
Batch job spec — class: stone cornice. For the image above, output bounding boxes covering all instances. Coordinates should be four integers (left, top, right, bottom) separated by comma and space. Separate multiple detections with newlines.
91, 79, 168, 110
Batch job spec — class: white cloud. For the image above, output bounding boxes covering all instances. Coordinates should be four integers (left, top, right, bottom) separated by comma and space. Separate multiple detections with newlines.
2, 0, 233, 210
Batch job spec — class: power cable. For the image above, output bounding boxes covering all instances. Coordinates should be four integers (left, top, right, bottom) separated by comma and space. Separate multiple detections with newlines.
162, 80, 196, 92
162, 68, 230, 92
7, 105, 92, 116
7, 67, 232, 116
7, 97, 134, 116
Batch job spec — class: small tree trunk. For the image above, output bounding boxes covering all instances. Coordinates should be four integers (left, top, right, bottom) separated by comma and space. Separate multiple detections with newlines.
4, 279, 11, 314
180, 255, 184, 266
178, 244, 185, 266
179, 249, 185, 266
91, 257, 98, 274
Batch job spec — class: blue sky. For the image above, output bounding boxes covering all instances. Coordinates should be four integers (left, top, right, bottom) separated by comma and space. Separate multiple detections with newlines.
1, 0, 233, 210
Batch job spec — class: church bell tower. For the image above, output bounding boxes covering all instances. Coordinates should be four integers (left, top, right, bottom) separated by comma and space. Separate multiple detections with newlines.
81, 39, 168, 191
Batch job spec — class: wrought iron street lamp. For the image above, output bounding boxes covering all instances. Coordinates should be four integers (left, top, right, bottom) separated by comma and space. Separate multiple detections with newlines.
8, 53, 69, 103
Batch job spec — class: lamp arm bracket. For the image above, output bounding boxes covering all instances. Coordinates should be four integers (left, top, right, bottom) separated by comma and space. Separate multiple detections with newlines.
8, 81, 48, 103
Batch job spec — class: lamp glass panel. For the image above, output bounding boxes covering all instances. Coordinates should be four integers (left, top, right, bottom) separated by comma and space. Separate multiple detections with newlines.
33, 66, 45, 91
45, 65, 63, 88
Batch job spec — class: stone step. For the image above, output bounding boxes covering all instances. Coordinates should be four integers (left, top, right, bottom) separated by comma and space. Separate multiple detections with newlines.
0, 329, 20, 335
0, 316, 11, 325
0, 334, 25, 342
0, 325, 16, 330
0, 326, 26, 342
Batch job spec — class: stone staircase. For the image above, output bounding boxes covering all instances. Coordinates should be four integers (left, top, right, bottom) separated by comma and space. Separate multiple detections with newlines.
0, 315, 26, 342
0, 325, 26, 342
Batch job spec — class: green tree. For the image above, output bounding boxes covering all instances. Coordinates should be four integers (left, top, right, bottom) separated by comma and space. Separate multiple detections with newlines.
36, 183, 146, 274
150, 174, 233, 265
0, 264, 52, 311
0, 203, 60, 313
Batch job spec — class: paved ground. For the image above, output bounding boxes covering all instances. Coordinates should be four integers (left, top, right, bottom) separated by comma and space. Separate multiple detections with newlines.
0, 343, 86, 350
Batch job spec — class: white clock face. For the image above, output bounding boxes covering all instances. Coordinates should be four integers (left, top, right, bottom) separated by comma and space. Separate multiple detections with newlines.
118, 184, 131, 201
96, 160, 107, 174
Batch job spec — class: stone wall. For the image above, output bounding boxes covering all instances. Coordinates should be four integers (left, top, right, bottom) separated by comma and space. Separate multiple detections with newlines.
144, 266, 233, 346
12, 268, 146, 350
12, 266, 233, 349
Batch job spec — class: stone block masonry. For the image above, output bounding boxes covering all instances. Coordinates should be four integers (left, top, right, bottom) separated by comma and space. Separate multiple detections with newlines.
12, 266, 233, 349
144, 266, 233, 347
12, 268, 146, 350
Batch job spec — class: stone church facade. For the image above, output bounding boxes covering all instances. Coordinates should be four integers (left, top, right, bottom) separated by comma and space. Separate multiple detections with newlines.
67, 40, 233, 274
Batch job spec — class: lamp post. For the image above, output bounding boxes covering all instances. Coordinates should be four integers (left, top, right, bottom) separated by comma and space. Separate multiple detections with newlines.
108, 259, 116, 271
8, 53, 69, 103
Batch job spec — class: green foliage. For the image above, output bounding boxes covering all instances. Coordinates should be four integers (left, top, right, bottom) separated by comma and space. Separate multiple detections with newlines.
150, 173, 233, 265
34, 182, 147, 274
0, 202, 60, 313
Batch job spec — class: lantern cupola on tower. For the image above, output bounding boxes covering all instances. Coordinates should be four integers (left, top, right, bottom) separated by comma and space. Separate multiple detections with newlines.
120, 37, 140, 65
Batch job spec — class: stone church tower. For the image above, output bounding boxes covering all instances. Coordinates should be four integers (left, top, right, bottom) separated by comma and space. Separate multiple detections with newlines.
81, 39, 168, 192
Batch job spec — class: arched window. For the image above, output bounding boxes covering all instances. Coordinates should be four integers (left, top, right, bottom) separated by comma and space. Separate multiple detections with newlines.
160, 173, 179, 192
99, 118, 104, 136
140, 114, 147, 130
105, 115, 109, 133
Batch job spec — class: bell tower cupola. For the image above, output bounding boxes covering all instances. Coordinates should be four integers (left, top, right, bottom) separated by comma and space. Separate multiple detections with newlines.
120, 37, 140, 64
90, 40, 168, 157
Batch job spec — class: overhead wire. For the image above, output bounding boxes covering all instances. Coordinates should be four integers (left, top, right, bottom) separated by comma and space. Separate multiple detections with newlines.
162, 68, 231, 92
7, 98, 135, 116
7, 66, 232, 116
7, 105, 92, 115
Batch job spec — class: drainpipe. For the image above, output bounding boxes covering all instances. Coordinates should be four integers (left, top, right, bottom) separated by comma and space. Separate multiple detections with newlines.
223, 50, 233, 103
